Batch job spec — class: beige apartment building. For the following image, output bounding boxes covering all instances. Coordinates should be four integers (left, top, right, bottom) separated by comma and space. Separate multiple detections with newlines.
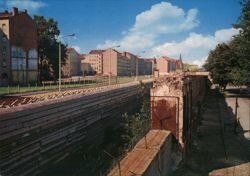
83, 50, 104, 75
62, 48, 81, 77
102, 48, 131, 76
102, 48, 152, 76
0, 7, 38, 86
156, 56, 183, 75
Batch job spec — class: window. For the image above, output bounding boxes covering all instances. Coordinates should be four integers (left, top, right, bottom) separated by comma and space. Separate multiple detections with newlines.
2, 59, 7, 67
2, 46, 7, 56
2, 36, 7, 43
12, 58, 18, 69
28, 49, 38, 70
2, 24, 6, 33
11, 47, 26, 70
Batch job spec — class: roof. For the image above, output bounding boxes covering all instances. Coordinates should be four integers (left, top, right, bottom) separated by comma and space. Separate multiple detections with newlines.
89, 49, 105, 54
161, 56, 179, 63
108, 130, 171, 176
0, 8, 28, 19
67, 48, 81, 55
79, 54, 86, 60
0, 12, 12, 18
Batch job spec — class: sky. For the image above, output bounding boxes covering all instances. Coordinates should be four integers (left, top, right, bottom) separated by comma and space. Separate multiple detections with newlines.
0, 0, 242, 66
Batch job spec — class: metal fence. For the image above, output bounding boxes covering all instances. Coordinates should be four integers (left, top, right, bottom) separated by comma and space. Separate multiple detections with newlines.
0, 75, 152, 95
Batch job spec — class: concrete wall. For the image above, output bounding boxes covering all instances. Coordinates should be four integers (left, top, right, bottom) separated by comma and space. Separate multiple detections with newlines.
0, 83, 149, 176
108, 130, 173, 176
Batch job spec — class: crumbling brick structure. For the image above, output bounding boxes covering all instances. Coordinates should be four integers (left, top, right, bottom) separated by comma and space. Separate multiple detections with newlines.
151, 72, 208, 151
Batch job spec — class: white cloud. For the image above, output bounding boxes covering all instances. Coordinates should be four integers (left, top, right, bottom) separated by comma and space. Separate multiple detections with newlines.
193, 57, 207, 67
97, 2, 199, 54
72, 45, 82, 53
5, 0, 46, 12
150, 28, 239, 66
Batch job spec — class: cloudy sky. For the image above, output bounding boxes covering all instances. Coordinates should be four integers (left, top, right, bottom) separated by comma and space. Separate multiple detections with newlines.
0, 0, 241, 66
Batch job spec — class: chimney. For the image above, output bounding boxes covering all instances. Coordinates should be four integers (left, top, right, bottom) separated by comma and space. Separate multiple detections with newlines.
13, 7, 18, 16
24, 9, 27, 14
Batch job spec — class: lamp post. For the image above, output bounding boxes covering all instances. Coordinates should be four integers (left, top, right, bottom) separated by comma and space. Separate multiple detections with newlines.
109, 45, 120, 86
57, 33, 75, 91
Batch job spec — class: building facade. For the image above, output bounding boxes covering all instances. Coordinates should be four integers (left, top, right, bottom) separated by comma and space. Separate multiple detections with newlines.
102, 48, 152, 76
83, 50, 104, 75
0, 7, 38, 86
62, 48, 81, 77
156, 56, 179, 75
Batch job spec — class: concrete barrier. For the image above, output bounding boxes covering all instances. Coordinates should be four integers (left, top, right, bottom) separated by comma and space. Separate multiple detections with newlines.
108, 130, 173, 176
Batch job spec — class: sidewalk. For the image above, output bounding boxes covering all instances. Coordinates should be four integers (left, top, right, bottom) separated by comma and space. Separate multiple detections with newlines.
171, 89, 250, 176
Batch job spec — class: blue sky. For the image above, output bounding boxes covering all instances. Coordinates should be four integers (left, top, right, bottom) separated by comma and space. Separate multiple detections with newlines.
0, 0, 242, 66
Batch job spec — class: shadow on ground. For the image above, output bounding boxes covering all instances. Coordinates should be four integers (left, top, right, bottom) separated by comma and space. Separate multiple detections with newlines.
170, 88, 250, 176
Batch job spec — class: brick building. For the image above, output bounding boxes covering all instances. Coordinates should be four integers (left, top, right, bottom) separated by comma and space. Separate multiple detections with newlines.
0, 7, 38, 86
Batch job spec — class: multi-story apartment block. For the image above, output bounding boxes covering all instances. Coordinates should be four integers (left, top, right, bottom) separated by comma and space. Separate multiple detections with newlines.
84, 50, 104, 75
0, 7, 38, 86
102, 48, 153, 76
62, 48, 81, 77
156, 56, 181, 75
122, 51, 136, 76
102, 48, 133, 76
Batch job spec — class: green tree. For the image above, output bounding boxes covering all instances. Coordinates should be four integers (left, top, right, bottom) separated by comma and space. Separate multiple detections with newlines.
34, 15, 68, 81
232, 0, 250, 85
204, 43, 236, 89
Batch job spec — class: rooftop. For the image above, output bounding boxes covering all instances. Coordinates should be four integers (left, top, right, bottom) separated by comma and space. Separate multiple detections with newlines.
0, 7, 28, 19
89, 49, 105, 54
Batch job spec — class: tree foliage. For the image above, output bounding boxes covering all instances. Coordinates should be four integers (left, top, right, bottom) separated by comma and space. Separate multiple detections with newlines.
205, 0, 250, 87
34, 15, 68, 81
204, 43, 236, 89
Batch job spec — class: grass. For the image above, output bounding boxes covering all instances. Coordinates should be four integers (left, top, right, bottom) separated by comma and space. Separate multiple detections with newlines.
0, 76, 152, 95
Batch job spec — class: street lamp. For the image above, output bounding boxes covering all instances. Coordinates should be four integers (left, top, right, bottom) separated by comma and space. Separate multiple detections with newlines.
109, 45, 120, 86
135, 51, 146, 81
57, 33, 75, 91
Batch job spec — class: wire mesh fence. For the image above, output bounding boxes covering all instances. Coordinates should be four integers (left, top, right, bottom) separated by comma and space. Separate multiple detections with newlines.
0, 75, 152, 95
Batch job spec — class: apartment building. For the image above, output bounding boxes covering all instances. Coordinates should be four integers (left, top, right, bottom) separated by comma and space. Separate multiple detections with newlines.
62, 48, 81, 77
102, 48, 153, 76
84, 50, 104, 75
102, 48, 131, 76
122, 51, 136, 76
0, 7, 38, 86
156, 56, 180, 75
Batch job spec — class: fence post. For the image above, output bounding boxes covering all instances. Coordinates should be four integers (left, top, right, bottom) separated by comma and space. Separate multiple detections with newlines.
8, 85, 10, 94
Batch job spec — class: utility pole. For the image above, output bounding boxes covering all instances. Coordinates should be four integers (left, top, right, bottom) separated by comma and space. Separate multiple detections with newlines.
234, 96, 239, 135
59, 42, 61, 91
